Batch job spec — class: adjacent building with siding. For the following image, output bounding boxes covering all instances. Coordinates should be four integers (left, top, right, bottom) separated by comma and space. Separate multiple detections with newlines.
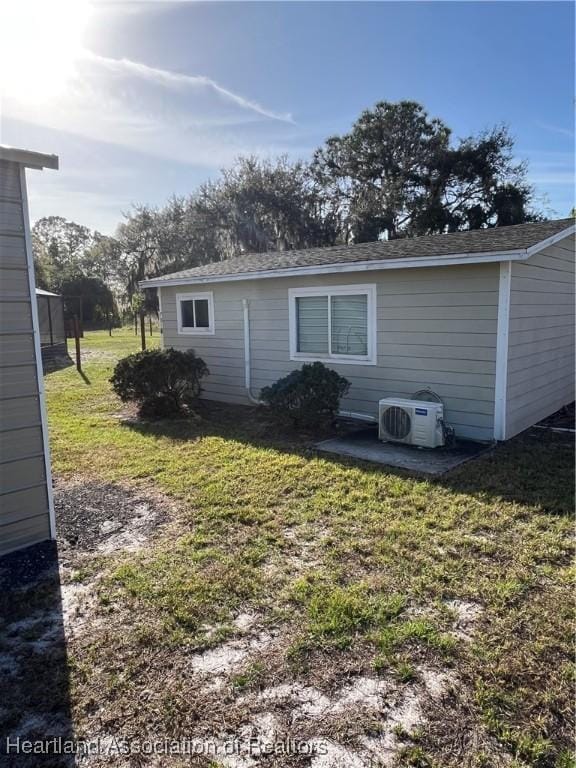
143, 218, 574, 442
0, 146, 58, 557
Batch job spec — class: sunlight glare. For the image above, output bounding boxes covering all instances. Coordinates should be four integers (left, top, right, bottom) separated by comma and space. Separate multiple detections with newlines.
0, 0, 91, 104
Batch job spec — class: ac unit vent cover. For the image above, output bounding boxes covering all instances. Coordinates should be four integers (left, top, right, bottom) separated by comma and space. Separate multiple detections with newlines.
378, 398, 445, 448
382, 406, 411, 439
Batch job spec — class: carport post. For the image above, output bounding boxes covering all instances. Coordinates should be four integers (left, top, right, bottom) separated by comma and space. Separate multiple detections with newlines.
73, 315, 81, 372
140, 311, 146, 351
47, 296, 54, 346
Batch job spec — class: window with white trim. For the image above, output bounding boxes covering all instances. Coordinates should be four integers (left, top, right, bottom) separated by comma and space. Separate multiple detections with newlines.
176, 292, 215, 335
289, 285, 377, 365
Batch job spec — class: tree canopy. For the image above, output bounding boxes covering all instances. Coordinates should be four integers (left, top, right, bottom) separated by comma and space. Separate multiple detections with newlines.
60, 275, 118, 329
32, 216, 122, 327
311, 101, 539, 241
33, 100, 546, 304
32, 216, 124, 290
193, 156, 338, 256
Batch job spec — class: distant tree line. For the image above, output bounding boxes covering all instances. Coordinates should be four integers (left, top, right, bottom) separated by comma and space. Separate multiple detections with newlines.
33, 100, 545, 315
32, 217, 122, 328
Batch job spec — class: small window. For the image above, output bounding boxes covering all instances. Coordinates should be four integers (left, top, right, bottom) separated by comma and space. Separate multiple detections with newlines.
176, 292, 215, 335
289, 285, 376, 365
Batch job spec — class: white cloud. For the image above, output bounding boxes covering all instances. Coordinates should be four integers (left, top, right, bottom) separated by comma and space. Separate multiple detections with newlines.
525, 150, 574, 186
528, 171, 575, 186
84, 51, 293, 123
523, 152, 575, 216
535, 122, 575, 140
2, 48, 295, 166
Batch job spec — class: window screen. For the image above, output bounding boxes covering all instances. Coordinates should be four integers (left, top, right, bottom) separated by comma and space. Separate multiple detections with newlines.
331, 294, 368, 355
296, 296, 329, 353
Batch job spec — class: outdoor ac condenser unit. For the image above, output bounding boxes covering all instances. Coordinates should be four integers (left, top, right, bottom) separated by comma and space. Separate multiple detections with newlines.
378, 398, 445, 448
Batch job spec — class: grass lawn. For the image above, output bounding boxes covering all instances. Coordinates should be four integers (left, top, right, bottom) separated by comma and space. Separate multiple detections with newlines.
36, 328, 576, 766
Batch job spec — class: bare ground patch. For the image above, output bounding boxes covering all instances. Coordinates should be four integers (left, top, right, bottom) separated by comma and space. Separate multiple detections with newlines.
55, 477, 174, 559
59, 575, 510, 768
1, 479, 522, 768
0, 478, 180, 766
0, 507, 542, 768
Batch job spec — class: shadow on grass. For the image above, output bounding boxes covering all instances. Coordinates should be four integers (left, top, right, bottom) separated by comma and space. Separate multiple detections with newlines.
0, 541, 74, 767
42, 354, 74, 375
44, 357, 91, 385
122, 401, 575, 516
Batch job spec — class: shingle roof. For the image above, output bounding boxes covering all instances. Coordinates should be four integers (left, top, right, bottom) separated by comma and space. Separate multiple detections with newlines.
144, 218, 574, 285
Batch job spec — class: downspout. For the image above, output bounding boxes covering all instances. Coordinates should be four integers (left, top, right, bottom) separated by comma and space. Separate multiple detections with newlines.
242, 299, 263, 405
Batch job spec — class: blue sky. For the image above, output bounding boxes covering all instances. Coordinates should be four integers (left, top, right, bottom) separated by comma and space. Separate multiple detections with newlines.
1, 1, 574, 234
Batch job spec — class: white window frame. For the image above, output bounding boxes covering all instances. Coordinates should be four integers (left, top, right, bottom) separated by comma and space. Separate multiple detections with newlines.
176, 291, 215, 335
288, 284, 377, 365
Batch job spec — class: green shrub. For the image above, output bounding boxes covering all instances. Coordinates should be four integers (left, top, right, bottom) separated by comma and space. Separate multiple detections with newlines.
110, 348, 209, 419
260, 362, 350, 430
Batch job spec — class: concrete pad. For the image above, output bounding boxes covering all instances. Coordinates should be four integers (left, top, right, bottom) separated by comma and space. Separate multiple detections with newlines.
315, 428, 492, 475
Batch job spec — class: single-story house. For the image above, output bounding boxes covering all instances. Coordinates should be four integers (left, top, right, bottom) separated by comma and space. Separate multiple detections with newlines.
36, 287, 68, 370
0, 146, 59, 557
141, 218, 575, 443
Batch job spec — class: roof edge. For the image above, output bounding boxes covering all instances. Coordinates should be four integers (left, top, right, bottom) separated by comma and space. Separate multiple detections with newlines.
526, 223, 575, 256
140, 247, 528, 288
0, 146, 59, 170
140, 223, 575, 290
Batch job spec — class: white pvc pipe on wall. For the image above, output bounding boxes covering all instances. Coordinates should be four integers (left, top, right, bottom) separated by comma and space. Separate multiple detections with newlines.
242, 299, 263, 405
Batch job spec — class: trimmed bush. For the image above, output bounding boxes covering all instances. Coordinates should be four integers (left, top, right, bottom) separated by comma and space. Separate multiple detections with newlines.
110, 348, 209, 419
260, 362, 350, 430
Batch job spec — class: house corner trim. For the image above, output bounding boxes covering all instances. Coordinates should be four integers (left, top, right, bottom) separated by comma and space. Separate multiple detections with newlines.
20, 166, 57, 539
494, 260, 512, 441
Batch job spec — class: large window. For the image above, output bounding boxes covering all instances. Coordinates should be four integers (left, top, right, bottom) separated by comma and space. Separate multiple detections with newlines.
289, 285, 376, 365
176, 292, 215, 335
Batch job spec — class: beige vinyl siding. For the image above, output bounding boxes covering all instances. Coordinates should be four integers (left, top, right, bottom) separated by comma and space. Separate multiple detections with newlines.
160, 262, 499, 441
506, 236, 575, 439
0, 159, 51, 556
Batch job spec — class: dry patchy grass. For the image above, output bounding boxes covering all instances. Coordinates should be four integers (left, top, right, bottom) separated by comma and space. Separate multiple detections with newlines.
4, 328, 572, 768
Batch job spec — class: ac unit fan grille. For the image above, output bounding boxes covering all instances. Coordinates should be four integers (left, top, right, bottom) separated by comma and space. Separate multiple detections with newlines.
382, 406, 411, 439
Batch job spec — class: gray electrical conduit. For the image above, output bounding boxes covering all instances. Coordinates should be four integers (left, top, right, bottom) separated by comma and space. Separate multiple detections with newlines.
242, 298, 378, 422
